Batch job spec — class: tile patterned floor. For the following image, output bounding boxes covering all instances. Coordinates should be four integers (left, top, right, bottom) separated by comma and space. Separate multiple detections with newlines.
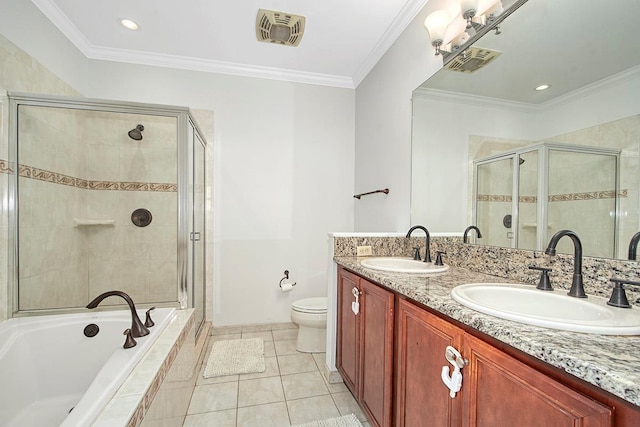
183, 323, 370, 427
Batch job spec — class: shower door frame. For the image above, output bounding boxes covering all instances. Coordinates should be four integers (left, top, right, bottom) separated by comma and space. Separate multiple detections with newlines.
472, 142, 621, 255
7, 92, 206, 317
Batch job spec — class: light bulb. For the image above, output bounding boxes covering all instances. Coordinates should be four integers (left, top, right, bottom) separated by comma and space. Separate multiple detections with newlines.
424, 10, 453, 44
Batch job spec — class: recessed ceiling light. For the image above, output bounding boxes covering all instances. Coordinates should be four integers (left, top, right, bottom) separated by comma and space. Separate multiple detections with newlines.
535, 84, 550, 91
120, 19, 139, 31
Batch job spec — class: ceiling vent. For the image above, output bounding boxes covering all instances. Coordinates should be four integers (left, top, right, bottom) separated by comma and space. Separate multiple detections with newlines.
256, 9, 306, 47
445, 47, 501, 73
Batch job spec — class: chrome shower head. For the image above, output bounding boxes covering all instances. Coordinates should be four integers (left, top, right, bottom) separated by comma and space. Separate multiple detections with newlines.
128, 124, 144, 141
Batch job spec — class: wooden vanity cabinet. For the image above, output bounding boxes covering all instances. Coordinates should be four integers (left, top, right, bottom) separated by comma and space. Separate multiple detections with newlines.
336, 267, 394, 427
337, 268, 360, 394
338, 268, 622, 427
462, 332, 612, 426
395, 297, 611, 427
395, 297, 462, 427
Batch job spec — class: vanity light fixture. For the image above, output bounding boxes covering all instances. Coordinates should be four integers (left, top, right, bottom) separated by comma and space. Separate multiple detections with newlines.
120, 18, 140, 31
535, 84, 551, 91
425, 0, 512, 58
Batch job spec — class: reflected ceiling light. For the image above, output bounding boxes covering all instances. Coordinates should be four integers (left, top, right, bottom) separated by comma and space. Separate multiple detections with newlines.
425, 0, 511, 57
120, 19, 139, 31
535, 84, 550, 91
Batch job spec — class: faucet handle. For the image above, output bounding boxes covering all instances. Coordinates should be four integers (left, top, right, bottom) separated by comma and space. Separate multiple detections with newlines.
123, 328, 137, 349
435, 251, 446, 266
529, 265, 553, 291
412, 247, 421, 261
607, 278, 640, 308
145, 307, 156, 328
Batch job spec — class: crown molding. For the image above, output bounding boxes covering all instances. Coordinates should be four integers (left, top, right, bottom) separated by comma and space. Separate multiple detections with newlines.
413, 87, 537, 113
352, 0, 428, 87
84, 46, 356, 88
414, 64, 640, 113
540, 65, 640, 109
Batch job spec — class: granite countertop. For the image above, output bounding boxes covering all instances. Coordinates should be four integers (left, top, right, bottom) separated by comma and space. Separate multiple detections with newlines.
334, 256, 640, 407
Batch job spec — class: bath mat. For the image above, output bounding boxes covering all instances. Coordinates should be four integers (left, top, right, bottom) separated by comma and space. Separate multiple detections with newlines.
293, 414, 363, 427
203, 338, 265, 378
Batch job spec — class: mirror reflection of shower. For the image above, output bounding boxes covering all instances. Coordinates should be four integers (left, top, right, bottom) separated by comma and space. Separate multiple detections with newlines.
473, 142, 621, 259
128, 124, 144, 140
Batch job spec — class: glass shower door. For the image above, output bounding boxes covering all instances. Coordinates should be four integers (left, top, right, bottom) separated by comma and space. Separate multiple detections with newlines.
547, 149, 618, 258
187, 119, 206, 337
516, 150, 539, 251
192, 130, 206, 336
475, 157, 515, 248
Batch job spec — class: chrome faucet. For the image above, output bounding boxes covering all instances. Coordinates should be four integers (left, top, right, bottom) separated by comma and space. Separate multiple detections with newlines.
406, 225, 432, 263
86, 291, 150, 338
544, 230, 586, 298
463, 225, 482, 243
628, 231, 640, 260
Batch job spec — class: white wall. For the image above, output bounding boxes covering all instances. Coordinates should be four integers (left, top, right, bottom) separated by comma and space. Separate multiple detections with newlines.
85, 63, 355, 326
354, 2, 443, 232
411, 92, 537, 231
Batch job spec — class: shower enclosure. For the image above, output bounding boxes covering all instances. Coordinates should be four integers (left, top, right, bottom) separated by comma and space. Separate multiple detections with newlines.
473, 142, 620, 258
8, 93, 207, 336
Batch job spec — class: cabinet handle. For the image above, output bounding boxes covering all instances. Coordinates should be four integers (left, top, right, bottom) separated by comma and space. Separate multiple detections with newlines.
351, 287, 361, 315
441, 345, 466, 398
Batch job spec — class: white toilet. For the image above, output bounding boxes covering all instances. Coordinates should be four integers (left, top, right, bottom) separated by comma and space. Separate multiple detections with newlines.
290, 297, 328, 353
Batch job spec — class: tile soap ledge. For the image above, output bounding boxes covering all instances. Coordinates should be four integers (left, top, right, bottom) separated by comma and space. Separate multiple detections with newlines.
334, 256, 640, 407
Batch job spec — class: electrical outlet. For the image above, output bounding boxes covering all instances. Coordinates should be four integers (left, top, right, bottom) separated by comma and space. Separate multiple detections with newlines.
357, 245, 373, 256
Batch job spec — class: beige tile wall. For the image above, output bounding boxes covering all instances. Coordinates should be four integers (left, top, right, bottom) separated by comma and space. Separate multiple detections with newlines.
0, 33, 82, 320
548, 115, 640, 258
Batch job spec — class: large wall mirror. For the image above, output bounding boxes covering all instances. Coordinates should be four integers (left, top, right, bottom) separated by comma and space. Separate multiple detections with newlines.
411, 0, 640, 260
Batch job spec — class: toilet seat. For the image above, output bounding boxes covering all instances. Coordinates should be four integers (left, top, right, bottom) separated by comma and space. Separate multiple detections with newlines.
292, 297, 327, 314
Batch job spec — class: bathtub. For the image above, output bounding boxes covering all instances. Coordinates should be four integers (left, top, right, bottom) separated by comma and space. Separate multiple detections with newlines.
0, 307, 176, 427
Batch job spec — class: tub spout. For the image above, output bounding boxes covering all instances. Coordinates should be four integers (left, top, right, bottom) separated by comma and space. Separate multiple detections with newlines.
86, 291, 150, 338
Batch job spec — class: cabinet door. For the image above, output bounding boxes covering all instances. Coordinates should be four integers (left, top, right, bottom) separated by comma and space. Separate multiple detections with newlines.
336, 268, 360, 396
462, 333, 612, 427
359, 279, 394, 427
395, 298, 463, 427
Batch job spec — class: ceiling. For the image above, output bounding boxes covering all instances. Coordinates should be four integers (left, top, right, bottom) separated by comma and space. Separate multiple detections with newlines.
30, 0, 428, 89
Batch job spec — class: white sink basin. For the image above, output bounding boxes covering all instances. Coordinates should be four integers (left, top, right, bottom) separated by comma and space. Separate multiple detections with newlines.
360, 257, 449, 274
451, 283, 640, 335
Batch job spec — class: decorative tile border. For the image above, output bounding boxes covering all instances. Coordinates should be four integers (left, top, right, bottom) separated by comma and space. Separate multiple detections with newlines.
0, 159, 13, 174
477, 194, 513, 202
14, 162, 177, 192
478, 190, 626, 203
548, 189, 627, 202
125, 312, 195, 427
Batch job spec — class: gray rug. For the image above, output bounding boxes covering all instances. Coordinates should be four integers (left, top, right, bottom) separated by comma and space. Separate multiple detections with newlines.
203, 338, 265, 378
292, 414, 363, 427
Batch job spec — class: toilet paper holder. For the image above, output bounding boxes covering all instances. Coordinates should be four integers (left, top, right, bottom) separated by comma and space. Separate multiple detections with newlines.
279, 270, 297, 288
